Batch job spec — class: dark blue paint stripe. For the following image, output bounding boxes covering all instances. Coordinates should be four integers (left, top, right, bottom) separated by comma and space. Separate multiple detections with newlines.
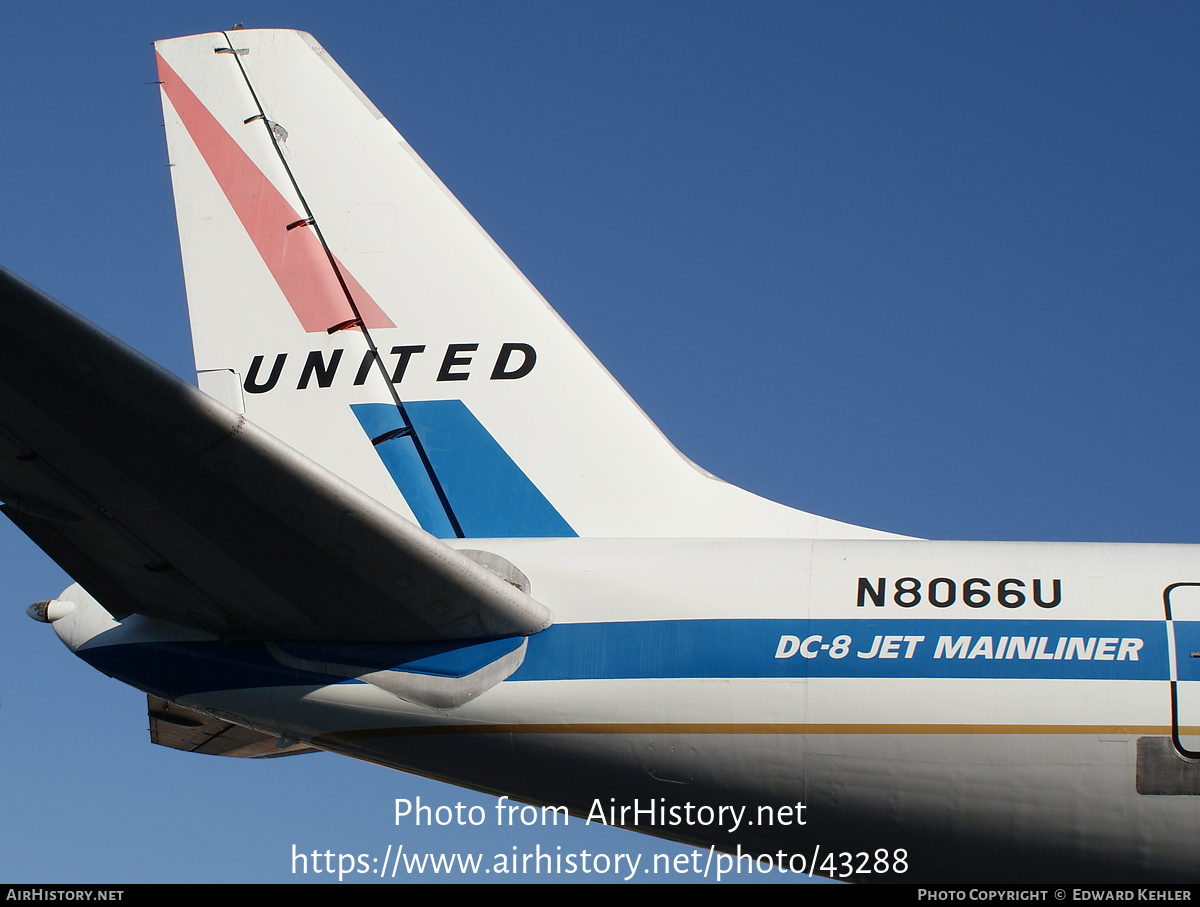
275, 637, 524, 678
78, 640, 334, 700
78, 635, 526, 698
77, 619, 1177, 698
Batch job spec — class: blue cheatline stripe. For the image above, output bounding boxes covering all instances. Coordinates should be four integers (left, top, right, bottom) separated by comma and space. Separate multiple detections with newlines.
351, 401, 576, 539
274, 637, 524, 678
78, 635, 527, 698
1174, 621, 1200, 681
76, 619, 1177, 697
509, 619, 1171, 682
78, 640, 334, 700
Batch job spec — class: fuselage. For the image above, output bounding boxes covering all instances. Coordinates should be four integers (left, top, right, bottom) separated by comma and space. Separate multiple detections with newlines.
48, 536, 1200, 882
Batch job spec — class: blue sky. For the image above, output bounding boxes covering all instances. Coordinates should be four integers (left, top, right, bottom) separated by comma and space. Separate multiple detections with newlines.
1, 0, 1198, 883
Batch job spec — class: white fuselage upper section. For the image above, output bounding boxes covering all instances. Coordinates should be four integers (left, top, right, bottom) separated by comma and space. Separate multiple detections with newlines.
49, 535, 1200, 881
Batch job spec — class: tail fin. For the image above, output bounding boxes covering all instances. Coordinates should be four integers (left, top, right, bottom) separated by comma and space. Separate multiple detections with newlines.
156, 29, 895, 540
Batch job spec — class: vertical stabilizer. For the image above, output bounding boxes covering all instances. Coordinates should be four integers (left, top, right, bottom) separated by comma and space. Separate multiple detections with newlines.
157, 29, 898, 540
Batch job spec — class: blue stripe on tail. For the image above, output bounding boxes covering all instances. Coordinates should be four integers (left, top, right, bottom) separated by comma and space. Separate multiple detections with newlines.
352, 400, 576, 539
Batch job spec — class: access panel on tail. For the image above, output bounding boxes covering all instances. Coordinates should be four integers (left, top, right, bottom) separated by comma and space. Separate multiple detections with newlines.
157, 29, 900, 541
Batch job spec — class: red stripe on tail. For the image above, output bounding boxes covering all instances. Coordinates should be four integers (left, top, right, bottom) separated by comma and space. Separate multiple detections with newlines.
157, 52, 394, 333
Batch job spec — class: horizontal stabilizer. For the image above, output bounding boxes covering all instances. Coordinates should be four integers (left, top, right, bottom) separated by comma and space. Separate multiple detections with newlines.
148, 695, 316, 757
0, 267, 552, 641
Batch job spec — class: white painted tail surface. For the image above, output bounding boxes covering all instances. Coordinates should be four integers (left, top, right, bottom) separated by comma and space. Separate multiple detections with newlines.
157, 29, 898, 540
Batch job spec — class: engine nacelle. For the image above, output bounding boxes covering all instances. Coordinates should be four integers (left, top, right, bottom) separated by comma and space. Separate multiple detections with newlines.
25, 599, 75, 623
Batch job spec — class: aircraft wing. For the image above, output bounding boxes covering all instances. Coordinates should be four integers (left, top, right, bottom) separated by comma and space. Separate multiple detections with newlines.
0, 267, 552, 641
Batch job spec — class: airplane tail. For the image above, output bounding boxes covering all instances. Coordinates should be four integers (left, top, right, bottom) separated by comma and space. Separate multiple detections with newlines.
156, 29, 895, 540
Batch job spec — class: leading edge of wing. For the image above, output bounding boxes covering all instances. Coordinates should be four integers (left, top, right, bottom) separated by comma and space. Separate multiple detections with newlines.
0, 267, 552, 641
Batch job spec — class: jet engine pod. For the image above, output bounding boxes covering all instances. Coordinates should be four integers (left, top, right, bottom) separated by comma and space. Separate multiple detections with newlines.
26, 599, 75, 623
